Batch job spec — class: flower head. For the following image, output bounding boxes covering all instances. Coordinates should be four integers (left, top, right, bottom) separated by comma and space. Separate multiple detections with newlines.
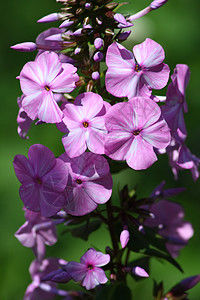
59, 152, 113, 216
19, 51, 79, 123
58, 92, 110, 158
13, 144, 69, 217
105, 97, 171, 170
105, 39, 170, 99
66, 248, 110, 290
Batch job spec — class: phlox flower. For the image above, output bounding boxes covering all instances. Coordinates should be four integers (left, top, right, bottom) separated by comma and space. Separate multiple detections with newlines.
59, 152, 113, 216
144, 199, 194, 258
24, 258, 68, 300
15, 209, 57, 260
66, 248, 110, 290
17, 95, 32, 139
13, 144, 69, 217
57, 92, 110, 158
161, 64, 190, 140
105, 38, 170, 99
19, 51, 79, 123
105, 97, 171, 170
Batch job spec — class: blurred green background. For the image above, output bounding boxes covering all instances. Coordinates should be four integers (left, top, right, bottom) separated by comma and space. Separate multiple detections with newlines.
0, 0, 200, 299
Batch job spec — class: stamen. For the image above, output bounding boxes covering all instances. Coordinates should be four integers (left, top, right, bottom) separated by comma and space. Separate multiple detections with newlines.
76, 179, 82, 184
87, 264, 93, 270
135, 63, 140, 72
83, 121, 89, 128
45, 85, 50, 91
35, 178, 42, 185
133, 130, 140, 136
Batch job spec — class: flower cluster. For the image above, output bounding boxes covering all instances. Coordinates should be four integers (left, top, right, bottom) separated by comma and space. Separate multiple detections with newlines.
11, 0, 200, 299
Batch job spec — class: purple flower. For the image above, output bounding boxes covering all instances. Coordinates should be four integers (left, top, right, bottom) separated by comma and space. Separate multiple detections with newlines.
93, 51, 104, 62
17, 95, 32, 139
24, 258, 68, 300
66, 248, 110, 290
15, 209, 57, 260
167, 275, 200, 297
19, 51, 79, 123
105, 39, 170, 98
161, 64, 190, 140
132, 267, 149, 277
150, 0, 168, 10
105, 97, 171, 170
144, 199, 194, 257
94, 38, 104, 49
114, 13, 133, 28
59, 152, 113, 216
13, 144, 69, 217
57, 92, 110, 157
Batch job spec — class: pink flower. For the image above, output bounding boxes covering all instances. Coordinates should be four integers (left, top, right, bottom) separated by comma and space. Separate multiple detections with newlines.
105, 38, 170, 99
161, 64, 190, 141
15, 209, 57, 260
66, 248, 110, 290
19, 51, 79, 123
13, 144, 69, 217
144, 199, 194, 258
57, 92, 110, 158
105, 97, 171, 170
59, 152, 113, 216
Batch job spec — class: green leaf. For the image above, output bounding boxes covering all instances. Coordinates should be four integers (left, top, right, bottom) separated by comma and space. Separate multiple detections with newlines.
95, 283, 132, 300
66, 220, 102, 241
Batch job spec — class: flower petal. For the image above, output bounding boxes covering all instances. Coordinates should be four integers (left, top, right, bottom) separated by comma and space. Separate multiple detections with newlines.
143, 63, 170, 90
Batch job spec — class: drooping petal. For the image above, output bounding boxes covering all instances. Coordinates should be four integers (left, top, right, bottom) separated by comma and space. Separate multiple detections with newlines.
37, 91, 63, 123
133, 38, 165, 67
126, 136, 158, 170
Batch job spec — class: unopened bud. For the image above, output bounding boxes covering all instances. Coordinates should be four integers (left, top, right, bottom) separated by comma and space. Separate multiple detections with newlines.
75, 77, 85, 87
94, 37, 104, 49
85, 3, 92, 9
105, 2, 118, 10
105, 28, 114, 36
93, 51, 104, 62
74, 47, 81, 55
132, 266, 149, 278
117, 30, 131, 41
37, 13, 59, 23
150, 0, 168, 10
92, 71, 100, 80
11, 42, 37, 52
59, 20, 74, 28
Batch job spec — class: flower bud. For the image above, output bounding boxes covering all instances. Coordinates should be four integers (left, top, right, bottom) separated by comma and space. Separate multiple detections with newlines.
37, 13, 59, 23
150, 0, 168, 10
59, 20, 74, 28
92, 71, 100, 80
94, 37, 104, 49
74, 47, 81, 55
132, 266, 149, 277
120, 229, 130, 248
93, 51, 104, 62
11, 42, 37, 52
117, 31, 131, 41
85, 3, 92, 9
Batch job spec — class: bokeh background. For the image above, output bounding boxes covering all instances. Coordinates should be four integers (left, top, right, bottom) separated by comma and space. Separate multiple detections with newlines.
0, 0, 200, 299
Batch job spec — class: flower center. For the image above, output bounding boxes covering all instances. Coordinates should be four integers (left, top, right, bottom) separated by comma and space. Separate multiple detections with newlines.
87, 264, 93, 270
45, 85, 50, 91
83, 121, 89, 128
76, 179, 82, 185
35, 177, 42, 185
133, 130, 140, 136
135, 63, 140, 72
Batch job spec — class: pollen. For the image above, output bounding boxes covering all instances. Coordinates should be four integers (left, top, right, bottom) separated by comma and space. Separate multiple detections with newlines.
133, 130, 140, 136
45, 85, 50, 91
76, 179, 82, 184
83, 121, 89, 128
135, 63, 140, 72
